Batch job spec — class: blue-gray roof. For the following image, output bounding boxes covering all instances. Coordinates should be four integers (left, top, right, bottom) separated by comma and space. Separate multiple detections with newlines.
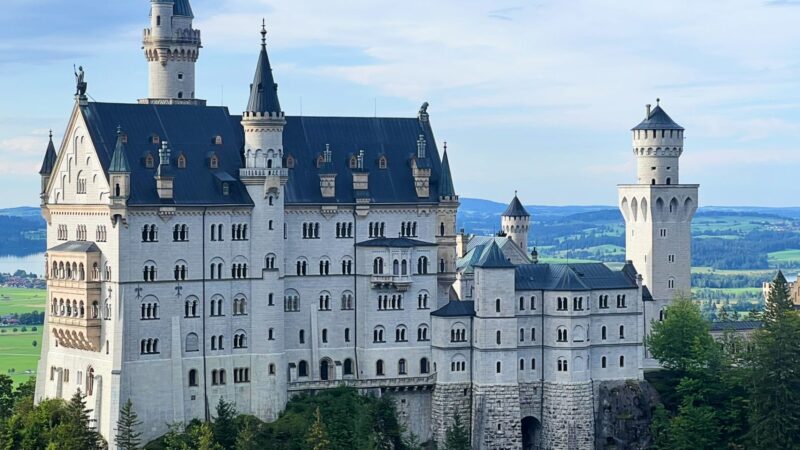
439, 149, 455, 198
109, 129, 131, 173
356, 237, 437, 248
432, 300, 475, 317
81, 102, 252, 206
709, 321, 762, 332
632, 105, 683, 131
475, 241, 514, 268
246, 39, 282, 114
48, 241, 101, 253
80, 102, 451, 207
173, 0, 193, 17
514, 262, 639, 291
503, 195, 529, 217
39, 134, 57, 176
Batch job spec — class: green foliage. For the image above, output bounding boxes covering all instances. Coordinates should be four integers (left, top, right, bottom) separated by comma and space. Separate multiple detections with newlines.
212, 398, 237, 450
233, 417, 260, 450
442, 412, 470, 450
648, 297, 718, 372
192, 422, 223, 450
762, 270, 794, 323
667, 403, 721, 450
115, 399, 143, 450
306, 407, 330, 450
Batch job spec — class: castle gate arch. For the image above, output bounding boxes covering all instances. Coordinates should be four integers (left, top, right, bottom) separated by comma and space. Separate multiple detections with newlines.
522, 416, 542, 450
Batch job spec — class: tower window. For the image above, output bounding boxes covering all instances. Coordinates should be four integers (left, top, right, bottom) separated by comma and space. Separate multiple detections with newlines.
157, 16, 161, 26
178, 73, 184, 81
178, 92, 183, 99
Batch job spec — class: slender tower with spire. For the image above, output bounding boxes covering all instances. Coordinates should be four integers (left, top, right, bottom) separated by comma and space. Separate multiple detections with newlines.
501, 192, 530, 253
618, 100, 698, 364
142, 0, 204, 104
38, 131, 57, 207
436, 142, 459, 306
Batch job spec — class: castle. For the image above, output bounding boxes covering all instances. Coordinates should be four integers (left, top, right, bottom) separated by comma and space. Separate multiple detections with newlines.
34, 2, 698, 449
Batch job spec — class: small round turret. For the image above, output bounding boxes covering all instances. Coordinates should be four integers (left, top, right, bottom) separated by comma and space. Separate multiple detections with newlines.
501, 192, 530, 253
632, 99, 684, 185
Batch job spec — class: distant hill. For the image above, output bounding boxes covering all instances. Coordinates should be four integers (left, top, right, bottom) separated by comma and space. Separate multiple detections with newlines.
0, 207, 41, 220
457, 198, 800, 271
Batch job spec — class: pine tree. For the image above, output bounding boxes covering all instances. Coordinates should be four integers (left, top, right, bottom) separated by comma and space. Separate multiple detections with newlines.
234, 418, 259, 450
54, 389, 106, 450
307, 407, 331, 450
443, 412, 470, 450
114, 399, 143, 450
213, 398, 237, 450
763, 270, 794, 324
194, 422, 223, 450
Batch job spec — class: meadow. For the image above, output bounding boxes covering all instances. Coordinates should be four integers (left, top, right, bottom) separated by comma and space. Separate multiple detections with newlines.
0, 286, 45, 384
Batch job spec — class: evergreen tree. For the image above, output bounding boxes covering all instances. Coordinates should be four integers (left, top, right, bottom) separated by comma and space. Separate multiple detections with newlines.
212, 398, 238, 450
114, 399, 142, 450
194, 422, 223, 450
234, 417, 259, 450
443, 412, 470, 450
306, 407, 331, 450
54, 389, 106, 450
763, 270, 794, 324
668, 402, 721, 450
648, 297, 718, 372
746, 307, 800, 449
0, 374, 14, 420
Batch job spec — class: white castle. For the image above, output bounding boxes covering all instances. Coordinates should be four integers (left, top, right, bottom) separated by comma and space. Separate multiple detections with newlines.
34, 2, 697, 449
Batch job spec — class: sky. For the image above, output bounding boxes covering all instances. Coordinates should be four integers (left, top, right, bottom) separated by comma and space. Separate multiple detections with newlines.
2, 0, 800, 208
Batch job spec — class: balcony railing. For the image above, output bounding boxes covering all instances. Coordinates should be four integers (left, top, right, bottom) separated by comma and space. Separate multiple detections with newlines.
371, 274, 413, 291
288, 374, 436, 392
239, 168, 289, 178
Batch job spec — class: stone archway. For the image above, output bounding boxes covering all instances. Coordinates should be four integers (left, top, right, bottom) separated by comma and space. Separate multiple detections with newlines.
522, 416, 542, 450
320, 358, 333, 381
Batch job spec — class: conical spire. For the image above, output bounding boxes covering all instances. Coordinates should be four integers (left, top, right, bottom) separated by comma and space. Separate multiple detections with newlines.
246, 20, 282, 114
439, 142, 456, 198
38, 131, 57, 176
503, 192, 529, 218
172, 0, 194, 18
476, 241, 514, 268
109, 126, 131, 173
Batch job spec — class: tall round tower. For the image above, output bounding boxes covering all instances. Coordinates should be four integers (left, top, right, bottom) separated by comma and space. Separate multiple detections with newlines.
632, 99, 683, 185
501, 193, 530, 253
143, 0, 202, 104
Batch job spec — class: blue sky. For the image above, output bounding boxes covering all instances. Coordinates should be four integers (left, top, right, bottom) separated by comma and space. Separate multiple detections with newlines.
2, 0, 800, 208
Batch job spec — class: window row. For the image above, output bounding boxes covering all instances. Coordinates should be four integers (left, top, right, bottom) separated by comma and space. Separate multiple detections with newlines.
372, 256, 429, 275
302, 222, 320, 239
336, 222, 353, 238
140, 338, 159, 354
284, 292, 355, 312
50, 261, 103, 282
399, 221, 418, 237
518, 296, 537, 311
50, 298, 99, 319
374, 358, 430, 376
368, 222, 386, 238
372, 325, 429, 343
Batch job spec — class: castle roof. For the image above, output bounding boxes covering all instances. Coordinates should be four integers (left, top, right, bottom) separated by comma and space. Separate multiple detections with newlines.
79, 102, 449, 206
246, 29, 282, 114
432, 300, 475, 317
632, 104, 684, 131
48, 241, 101, 253
108, 129, 131, 173
439, 148, 456, 198
503, 194, 529, 217
515, 262, 639, 291
38, 133, 57, 176
173, 0, 193, 18
475, 241, 515, 269
356, 237, 438, 248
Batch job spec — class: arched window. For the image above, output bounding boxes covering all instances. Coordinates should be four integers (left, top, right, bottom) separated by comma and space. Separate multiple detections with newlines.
298, 360, 308, 377
519, 296, 525, 311
601, 356, 607, 368
373, 326, 385, 343
376, 360, 385, 376
299, 330, 305, 344
185, 333, 199, 352
373, 257, 384, 274
417, 324, 429, 341
496, 330, 502, 345
557, 358, 568, 372
557, 327, 568, 342
393, 259, 399, 275
398, 359, 407, 375
519, 358, 525, 371
601, 326, 607, 340
619, 355, 625, 367
619, 325, 625, 339
496, 361, 502, 373
188, 369, 198, 387
344, 358, 354, 376
395, 326, 407, 342
495, 298, 501, 313
417, 256, 428, 274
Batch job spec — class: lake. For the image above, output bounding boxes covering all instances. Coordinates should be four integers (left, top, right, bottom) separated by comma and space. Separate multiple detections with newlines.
0, 253, 45, 276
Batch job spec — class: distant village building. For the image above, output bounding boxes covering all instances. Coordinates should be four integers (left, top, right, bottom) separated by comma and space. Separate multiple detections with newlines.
35, 2, 699, 449
762, 272, 800, 310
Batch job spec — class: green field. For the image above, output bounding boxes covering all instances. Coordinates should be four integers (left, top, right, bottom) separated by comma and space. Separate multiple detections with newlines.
768, 249, 800, 267
0, 287, 46, 385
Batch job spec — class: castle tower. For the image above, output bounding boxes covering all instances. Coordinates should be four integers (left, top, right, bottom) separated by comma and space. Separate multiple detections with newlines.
238, 21, 289, 419
501, 193, 530, 253
142, 0, 203, 104
436, 143, 459, 307
38, 131, 57, 206
618, 100, 698, 360
471, 242, 522, 449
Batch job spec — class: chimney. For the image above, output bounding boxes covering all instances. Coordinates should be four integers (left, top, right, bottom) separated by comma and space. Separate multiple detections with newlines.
319, 144, 337, 198
645, 104, 652, 119
155, 141, 174, 200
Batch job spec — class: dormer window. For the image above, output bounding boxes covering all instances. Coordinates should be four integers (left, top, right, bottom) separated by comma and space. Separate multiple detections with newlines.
214, 135, 223, 145
349, 156, 358, 169
286, 155, 295, 169
222, 183, 230, 196
145, 153, 155, 169
209, 154, 219, 169
177, 154, 187, 169
316, 154, 325, 168
151, 134, 160, 145
378, 156, 387, 169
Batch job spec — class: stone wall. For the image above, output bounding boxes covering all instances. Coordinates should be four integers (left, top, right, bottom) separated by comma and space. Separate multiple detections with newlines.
518, 381, 543, 420
541, 382, 594, 450
431, 383, 472, 445
471, 385, 522, 450
594, 380, 658, 450
385, 388, 433, 443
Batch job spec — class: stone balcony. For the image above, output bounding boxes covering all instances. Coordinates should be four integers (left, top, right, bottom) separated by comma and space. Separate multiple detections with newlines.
49, 316, 102, 352
371, 274, 413, 291
239, 167, 289, 178
288, 374, 436, 393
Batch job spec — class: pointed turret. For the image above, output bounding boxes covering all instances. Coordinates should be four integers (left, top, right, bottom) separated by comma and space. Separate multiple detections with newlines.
109, 128, 131, 174
110, 127, 131, 202
503, 193, 529, 218
172, 0, 194, 18
39, 131, 57, 176
501, 193, 530, 254
475, 241, 514, 268
439, 144, 456, 199
246, 21, 282, 114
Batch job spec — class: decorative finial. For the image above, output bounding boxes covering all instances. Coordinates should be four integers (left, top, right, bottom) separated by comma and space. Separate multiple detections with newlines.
116, 125, 122, 136
515, 190, 518, 197
261, 19, 267, 46
49, 130, 53, 140
443, 141, 448, 153
656, 98, 660, 105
